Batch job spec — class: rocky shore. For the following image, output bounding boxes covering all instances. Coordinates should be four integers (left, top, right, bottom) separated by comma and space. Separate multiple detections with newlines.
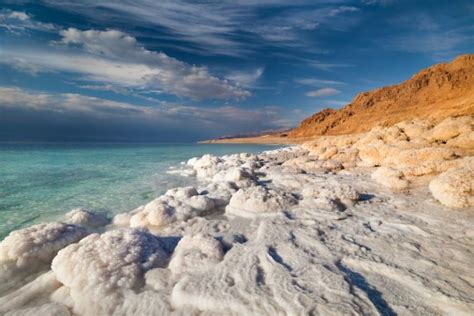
0, 116, 473, 315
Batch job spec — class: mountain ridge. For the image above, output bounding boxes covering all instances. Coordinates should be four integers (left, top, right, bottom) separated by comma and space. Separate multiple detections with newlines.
288, 54, 474, 138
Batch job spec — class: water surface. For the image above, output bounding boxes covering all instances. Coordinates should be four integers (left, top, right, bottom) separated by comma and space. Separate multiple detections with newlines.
0, 143, 279, 239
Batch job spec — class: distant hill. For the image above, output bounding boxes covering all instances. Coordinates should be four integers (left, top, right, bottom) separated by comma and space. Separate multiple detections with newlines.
289, 54, 474, 138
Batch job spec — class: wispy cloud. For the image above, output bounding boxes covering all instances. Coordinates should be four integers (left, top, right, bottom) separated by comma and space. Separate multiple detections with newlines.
225, 68, 264, 87
305, 87, 341, 97
0, 10, 56, 34
39, 1, 361, 56
295, 78, 344, 86
1, 28, 250, 100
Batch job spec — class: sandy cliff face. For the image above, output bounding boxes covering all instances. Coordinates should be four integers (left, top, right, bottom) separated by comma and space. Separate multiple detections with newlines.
289, 54, 474, 138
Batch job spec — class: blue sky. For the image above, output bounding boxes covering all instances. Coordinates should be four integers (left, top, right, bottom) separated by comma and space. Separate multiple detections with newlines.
0, 0, 473, 142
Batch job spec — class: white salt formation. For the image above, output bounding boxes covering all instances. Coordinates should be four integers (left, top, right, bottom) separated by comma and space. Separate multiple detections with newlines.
429, 162, 474, 208
0, 222, 87, 295
168, 234, 224, 275
0, 115, 473, 315
51, 229, 169, 315
63, 208, 109, 227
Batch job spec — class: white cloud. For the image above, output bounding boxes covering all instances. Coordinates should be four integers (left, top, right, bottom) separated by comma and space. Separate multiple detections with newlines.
39, 1, 361, 55
1, 28, 250, 100
225, 68, 264, 87
305, 87, 340, 97
307, 61, 354, 71
295, 78, 344, 86
0, 10, 56, 33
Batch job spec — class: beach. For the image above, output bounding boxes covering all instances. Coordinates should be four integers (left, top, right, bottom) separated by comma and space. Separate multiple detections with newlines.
0, 116, 473, 315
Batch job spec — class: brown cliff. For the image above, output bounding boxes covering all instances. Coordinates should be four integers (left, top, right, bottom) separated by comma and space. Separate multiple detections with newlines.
289, 54, 474, 138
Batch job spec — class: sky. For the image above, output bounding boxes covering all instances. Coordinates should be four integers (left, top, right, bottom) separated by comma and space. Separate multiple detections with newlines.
0, 0, 473, 142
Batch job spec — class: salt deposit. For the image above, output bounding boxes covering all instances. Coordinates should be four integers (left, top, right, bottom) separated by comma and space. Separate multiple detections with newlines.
63, 208, 109, 227
0, 115, 473, 315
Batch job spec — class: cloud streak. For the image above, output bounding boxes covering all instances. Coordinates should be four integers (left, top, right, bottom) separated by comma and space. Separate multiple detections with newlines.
39, 1, 361, 56
0, 87, 294, 142
305, 87, 341, 97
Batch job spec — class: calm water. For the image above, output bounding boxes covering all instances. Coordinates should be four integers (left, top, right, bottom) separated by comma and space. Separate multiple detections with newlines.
0, 143, 279, 239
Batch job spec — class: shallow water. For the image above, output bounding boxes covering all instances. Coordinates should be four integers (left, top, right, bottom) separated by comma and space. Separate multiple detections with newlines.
0, 143, 279, 239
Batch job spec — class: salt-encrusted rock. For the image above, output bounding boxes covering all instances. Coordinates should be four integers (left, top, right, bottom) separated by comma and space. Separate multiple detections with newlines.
446, 131, 474, 149
212, 167, 255, 183
429, 164, 474, 208
63, 208, 109, 227
129, 186, 217, 229
395, 119, 433, 140
0, 222, 87, 281
165, 186, 198, 199
113, 213, 133, 227
371, 167, 410, 191
301, 182, 359, 210
423, 116, 473, 142
383, 147, 457, 170
282, 156, 343, 172
202, 181, 238, 208
357, 142, 394, 167
168, 234, 224, 275
51, 229, 168, 315
226, 186, 297, 218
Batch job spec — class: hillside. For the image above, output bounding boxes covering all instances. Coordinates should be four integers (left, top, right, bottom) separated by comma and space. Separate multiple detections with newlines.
289, 54, 474, 138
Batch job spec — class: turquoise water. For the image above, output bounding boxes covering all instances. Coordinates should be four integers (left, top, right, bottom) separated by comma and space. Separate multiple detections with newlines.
0, 143, 279, 239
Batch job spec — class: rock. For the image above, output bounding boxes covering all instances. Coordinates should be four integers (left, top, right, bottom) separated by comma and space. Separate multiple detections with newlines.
226, 186, 297, 218
423, 116, 473, 142
446, 131, 474, 149
51, 229, 168, 315
371, 167, 410, 191
0, 223, 87, 277
63, 208, 109, 227
429, 164, 474, 208
168, 234, 224, 275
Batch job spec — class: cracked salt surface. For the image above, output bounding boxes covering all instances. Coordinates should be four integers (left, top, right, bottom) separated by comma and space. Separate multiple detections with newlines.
1, 116, 473, 315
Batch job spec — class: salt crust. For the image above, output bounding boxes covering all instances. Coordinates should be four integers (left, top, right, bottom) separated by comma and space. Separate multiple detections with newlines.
0, 115, 473, 315
51, 229, 168, 315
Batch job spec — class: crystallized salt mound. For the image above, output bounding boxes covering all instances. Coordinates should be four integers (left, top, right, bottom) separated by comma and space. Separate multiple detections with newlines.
447, 131, 474, 150
429, 164, 474, 208
383, 147, 456, 170
129, 186, 216, 229
301, 182, 359, 202
212, 167, 256, 186
202, 181, 238, 208
0, 222, 87, 281
423, 116, 473, 142
226, 186, 297, 218
51, 229, 168, 315
395, 119, 433, 140
282, 156, 343, 172
371, 167, 410, 191
168, 234, 224, 275
63, 208, 109, 227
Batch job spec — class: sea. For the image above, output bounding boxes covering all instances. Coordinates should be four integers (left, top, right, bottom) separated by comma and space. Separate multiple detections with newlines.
0, 143, 280, 239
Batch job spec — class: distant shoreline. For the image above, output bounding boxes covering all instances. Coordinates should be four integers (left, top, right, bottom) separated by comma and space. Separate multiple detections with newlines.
199, 135, 309, 145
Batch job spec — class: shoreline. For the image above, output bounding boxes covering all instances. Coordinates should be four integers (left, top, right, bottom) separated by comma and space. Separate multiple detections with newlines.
199, 135, 309, 145
0, 116, 473, 315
